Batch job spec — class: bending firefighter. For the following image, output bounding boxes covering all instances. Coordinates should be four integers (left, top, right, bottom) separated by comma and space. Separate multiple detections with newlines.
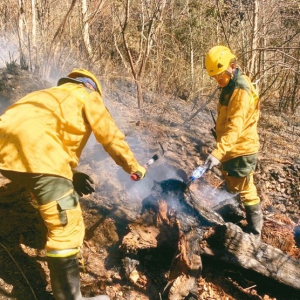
204, 46, 263, 238
0, 69, 146, 300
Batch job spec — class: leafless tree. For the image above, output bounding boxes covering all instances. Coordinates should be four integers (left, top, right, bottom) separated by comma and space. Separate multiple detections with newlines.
113, 0, 166, 108
17, 0, 28, 70
41, 0, 77, 79
0, 0, 299, 112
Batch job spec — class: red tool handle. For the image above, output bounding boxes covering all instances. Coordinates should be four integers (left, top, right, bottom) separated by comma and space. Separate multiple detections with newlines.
130, 171, 142, 181
131, 173, 139, 181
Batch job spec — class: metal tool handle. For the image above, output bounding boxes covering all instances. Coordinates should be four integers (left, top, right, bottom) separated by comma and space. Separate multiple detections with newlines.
130, 143, 164, 181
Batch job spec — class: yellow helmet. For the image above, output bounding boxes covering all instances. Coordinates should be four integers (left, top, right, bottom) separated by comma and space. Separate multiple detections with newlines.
205, 46, 236, 77
57, 68, 102, 96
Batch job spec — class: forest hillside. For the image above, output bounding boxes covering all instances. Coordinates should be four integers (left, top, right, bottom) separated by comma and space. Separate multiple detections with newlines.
0, 63, 299, 299
0, 1, 299, 299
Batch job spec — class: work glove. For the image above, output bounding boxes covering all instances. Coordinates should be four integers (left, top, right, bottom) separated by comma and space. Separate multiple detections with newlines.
73, 171, 95, 196
130, 165, 147, 181
205, 154, 220, 170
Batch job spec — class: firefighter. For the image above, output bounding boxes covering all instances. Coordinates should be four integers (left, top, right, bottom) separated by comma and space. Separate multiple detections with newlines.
204, 46, 263, 238
0, 69, 146, 300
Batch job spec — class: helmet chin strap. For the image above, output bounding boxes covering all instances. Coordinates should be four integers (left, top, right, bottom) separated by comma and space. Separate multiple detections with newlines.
227, 63, 237, 79
224, 70, 232, 78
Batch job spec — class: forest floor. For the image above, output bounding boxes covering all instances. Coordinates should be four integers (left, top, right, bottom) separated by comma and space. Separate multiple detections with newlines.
0, 66, 299, 300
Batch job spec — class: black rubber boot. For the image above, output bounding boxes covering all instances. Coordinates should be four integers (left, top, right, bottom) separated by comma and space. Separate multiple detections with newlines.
47, 255, 110, 300
245, 203, 263, 238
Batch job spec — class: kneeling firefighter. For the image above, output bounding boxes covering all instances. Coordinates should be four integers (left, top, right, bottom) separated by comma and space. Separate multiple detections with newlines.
204, 46, 263, 238
0, 69, 146, 299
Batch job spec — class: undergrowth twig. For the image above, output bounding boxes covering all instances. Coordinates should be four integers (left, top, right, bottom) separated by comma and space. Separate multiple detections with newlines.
0, 242, 37, 300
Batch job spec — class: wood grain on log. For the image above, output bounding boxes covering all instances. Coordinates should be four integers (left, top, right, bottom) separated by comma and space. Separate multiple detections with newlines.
201, 222, 300, 291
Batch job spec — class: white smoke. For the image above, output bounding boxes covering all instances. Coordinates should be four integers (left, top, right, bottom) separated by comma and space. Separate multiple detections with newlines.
0, 36, 19, 68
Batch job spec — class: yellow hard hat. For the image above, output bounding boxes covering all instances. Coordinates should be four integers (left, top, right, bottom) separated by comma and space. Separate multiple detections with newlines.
58, 68, 102, 96
205, 46, 236, 77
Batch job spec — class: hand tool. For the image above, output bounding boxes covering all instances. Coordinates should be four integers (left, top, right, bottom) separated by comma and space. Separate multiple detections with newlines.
131, 142, 165, 181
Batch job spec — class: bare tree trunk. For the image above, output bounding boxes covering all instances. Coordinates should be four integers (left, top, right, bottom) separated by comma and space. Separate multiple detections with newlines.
116, 0, 166, 109
41, 0, 77, 79
18, 0, 25, 47
30, 0, 36, 72
187, 5, 194, 90
17, 0, 27, 69
136, 80, 143, 110
248, 0, 259, 77
81, 0, 92, 57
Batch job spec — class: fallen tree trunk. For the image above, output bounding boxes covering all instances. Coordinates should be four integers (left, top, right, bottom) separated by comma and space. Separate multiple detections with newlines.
121, 179, 300, 293
201, 222, 300, 291
86, 172, 300, 295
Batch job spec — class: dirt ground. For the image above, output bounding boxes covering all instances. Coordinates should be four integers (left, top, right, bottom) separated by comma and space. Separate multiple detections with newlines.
0, 174, 300, 300
0, 66, 299, 300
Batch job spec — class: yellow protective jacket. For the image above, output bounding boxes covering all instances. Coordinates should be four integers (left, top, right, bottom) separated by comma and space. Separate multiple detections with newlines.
211, 69, 260, 162
0, 83, 141, 179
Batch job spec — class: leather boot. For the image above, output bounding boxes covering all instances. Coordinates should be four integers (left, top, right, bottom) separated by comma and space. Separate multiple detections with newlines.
245, 203, 263, 238
47, 255, 110, 300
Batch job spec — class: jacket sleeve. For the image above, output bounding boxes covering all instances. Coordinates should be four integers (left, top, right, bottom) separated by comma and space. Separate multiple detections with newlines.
212, 88, 251, 161
83, 92, 140, 174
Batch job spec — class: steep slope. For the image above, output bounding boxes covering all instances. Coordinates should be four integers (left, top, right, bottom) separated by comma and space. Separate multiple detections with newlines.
0, 67, 299, 299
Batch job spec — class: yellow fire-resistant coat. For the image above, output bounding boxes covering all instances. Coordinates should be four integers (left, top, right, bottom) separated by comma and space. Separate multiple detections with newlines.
212, 70, 260, 162
0, 83, 141, 179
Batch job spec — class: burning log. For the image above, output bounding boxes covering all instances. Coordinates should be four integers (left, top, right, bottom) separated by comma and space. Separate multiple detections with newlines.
121, 180, 203, 299
120, 178, 300, 295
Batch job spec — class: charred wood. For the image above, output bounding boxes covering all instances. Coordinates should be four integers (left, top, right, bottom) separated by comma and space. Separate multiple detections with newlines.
121, 180, 203, 299
109, 177, 300, 295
